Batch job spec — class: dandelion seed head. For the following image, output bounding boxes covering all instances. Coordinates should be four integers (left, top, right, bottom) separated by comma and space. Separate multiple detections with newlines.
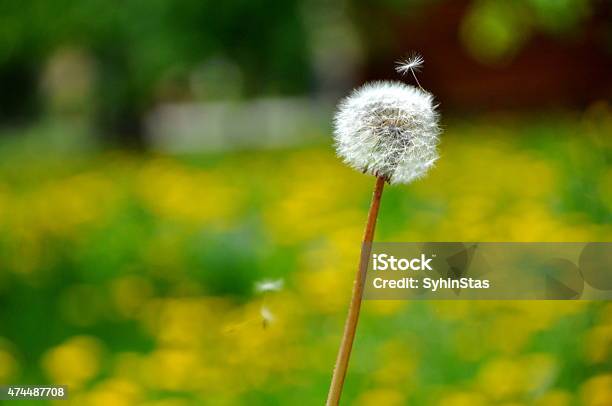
260, 305, 275, 326
333, 80, 440, 184
255, 278, 284, 294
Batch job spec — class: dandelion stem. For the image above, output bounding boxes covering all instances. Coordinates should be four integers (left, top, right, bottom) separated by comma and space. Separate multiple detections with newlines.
326, 175, 385, 405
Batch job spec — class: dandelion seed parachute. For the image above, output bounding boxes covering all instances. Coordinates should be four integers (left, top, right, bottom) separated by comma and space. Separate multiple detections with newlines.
254, 278, 284, 293
333, 81, 440, 185
395, 54, 424, 75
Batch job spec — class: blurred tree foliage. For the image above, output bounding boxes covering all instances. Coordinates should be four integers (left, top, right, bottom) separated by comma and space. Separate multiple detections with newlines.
0, 0, 603, 144
460, 0, 594, 63
0, 0, 311, 144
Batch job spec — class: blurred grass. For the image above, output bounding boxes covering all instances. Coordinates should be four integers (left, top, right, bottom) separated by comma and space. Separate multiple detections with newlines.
0, 110, 611, 405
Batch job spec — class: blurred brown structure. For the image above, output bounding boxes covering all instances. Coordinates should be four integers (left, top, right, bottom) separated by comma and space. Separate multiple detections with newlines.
356, 0, 612, 111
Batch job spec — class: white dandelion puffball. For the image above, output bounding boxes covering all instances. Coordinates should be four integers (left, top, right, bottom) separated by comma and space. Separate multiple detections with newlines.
333, 81, 440, 184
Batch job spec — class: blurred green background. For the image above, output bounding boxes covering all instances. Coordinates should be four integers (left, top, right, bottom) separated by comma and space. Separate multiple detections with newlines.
0, 0, 611, 405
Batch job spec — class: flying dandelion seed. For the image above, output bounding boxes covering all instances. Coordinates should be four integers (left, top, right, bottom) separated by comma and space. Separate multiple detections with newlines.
395, 54, 424, 74
255, 278, 284, 293
260, 305, 275, 328
395, 53, 425, 90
